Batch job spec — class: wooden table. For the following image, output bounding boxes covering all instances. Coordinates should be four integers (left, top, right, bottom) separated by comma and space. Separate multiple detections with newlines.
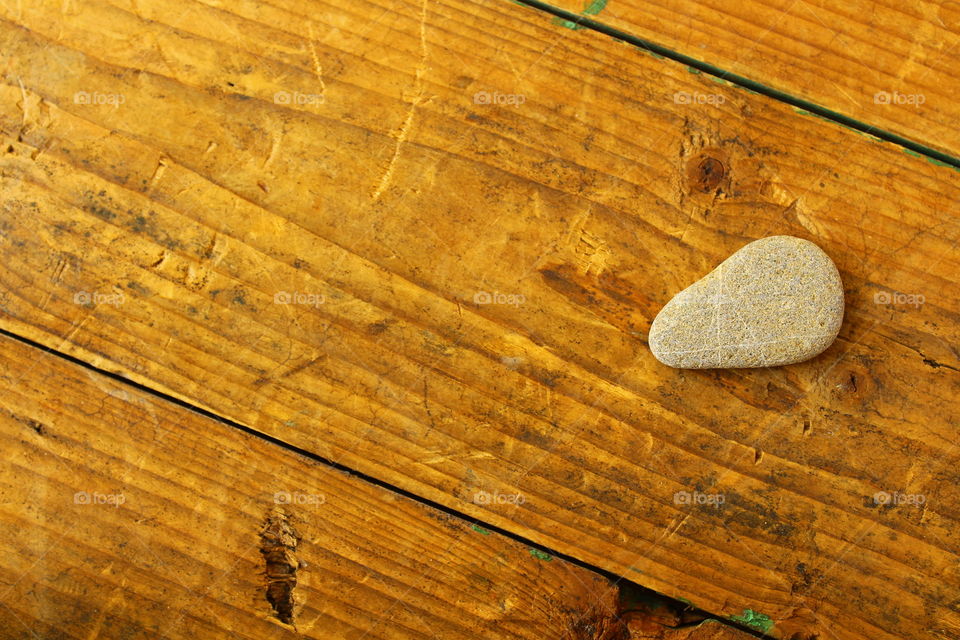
0, 0, 957, 638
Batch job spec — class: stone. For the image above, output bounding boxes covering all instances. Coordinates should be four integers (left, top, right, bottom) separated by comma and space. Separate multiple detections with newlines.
649, 236, 844, 369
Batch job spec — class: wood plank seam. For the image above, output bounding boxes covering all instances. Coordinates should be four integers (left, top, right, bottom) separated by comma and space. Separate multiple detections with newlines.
0, 0, 956, 636
0, 325, 775, 639
507, 0, 960, 170
1, 80, 952, 636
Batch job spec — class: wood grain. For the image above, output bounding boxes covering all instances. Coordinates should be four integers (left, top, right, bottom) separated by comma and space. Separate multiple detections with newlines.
0, 332, 649, 639
547, 0, 960, 158
0, 0, 958, 638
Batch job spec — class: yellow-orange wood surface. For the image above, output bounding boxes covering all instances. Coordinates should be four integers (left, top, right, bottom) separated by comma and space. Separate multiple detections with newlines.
549, 0, 960, 158
0, 0, 958, 639
0, 332, 637, 639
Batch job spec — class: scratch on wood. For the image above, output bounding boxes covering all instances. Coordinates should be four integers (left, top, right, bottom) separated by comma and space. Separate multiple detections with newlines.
371, 101, 418, 202
562, 204, 593, 249
419, 451, 495, 465
16, 76, 29, 128
6, 410, 47, 435
148, 250, 167, 269
48, 254, 69, 283
262, 131, 282, 170
560, 204, 610, 277
202, 232, 218, 261
422, 376, 439, 435
150, 157, 168, 186
574, 228, 611, 277
59, 315, 90, 349
371, 0, 428, 201
306, 24, 327, 98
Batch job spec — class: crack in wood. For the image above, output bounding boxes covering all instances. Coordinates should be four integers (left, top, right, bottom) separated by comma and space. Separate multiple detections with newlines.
259, 507, 301, 625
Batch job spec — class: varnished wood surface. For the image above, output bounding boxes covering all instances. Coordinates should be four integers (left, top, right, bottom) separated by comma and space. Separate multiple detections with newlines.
0, 0, 957, 638
0, 332, 634, 638
547, 0, 960, 158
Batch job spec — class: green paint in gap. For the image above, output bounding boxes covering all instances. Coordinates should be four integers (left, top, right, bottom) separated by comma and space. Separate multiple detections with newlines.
676, 596, 693, 606
709, 76, 728, 85
553, 0, 607, 30
926, 156, 957, 169
635, 46, 665, 59
793, 106, 888, 142
852, 130, 884, 143
896, 149, 960, 171
517, 0, 960, 169
552, 17, 585, 30
529, 548, 553, 561
471, 524, 491, 535
686, 66, 702, 74
729, 609, 774, 633
582, 0, 608, 15
800, 109, 837, 125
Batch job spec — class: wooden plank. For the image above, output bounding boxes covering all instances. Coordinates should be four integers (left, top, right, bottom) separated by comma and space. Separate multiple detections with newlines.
0, 332, 652, 638
0, 0, 958, 639
545, 0, 960, 158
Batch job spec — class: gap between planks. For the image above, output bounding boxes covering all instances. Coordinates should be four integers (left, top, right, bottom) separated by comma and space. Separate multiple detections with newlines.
0, 325, 773, 640
507, 0, 960, 171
